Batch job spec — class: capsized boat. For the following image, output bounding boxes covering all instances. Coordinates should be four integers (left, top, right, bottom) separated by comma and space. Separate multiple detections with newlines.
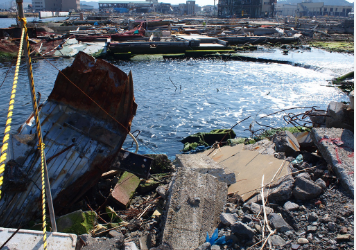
0, 52, 137, 227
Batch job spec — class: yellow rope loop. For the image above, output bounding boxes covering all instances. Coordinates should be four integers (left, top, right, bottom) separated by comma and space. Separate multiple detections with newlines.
0, 28, 25, 200
18, 17, 27, 28
40, 142, 47, 250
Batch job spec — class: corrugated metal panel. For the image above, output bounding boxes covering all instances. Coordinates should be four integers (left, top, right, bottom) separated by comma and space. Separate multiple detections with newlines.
0, 52, 137, 227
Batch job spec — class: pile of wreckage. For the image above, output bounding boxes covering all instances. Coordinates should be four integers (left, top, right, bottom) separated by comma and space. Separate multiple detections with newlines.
0, 51, 353, 249
0, 16, 353, 59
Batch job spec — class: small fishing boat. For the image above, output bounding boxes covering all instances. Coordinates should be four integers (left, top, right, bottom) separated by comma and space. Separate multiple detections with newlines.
0, 52, 137, 227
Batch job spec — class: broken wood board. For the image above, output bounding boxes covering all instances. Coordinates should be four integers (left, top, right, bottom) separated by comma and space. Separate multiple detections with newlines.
200, 144, 289, 201
162, 168, 227, 249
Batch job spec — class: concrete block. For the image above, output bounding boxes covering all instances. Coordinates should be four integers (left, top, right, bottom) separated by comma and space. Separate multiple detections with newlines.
326, 101, 352, 130
175, 154, 236, 185
57, 210, 97, 235
162, 168, 227, 249
111, 172, 140, 207
311, 128, 354, 195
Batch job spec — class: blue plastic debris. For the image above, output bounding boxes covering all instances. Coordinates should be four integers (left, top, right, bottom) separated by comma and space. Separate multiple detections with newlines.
206, 229, 231, 245
291, 154, 303, 164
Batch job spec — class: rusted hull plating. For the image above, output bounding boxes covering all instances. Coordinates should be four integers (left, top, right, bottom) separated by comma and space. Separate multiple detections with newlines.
0, 52, 137, 227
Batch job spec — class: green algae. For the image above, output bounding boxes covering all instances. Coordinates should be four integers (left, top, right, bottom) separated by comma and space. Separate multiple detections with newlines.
309, 41, 354, 53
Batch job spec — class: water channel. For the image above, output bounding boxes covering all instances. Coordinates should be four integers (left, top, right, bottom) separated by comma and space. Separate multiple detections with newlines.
0, 46, 353, 159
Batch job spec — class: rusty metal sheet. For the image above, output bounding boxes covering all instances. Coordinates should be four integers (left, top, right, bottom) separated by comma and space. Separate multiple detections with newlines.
0, 52, 137, 227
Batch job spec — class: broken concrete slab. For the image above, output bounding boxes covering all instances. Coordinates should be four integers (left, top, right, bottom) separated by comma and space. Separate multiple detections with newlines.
175, 154, 236, 185
111, 172, 141, 208
311, 128, 354, 195
162, 168, 227, 249
200, 144, 289, 201
0, 227, 77, 250
57, 210, 97, 235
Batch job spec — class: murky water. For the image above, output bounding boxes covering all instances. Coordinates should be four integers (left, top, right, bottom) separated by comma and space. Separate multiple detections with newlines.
0, 49, 353, 159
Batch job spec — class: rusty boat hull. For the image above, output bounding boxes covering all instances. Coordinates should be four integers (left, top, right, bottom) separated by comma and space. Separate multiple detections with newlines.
0, 52, 137, 227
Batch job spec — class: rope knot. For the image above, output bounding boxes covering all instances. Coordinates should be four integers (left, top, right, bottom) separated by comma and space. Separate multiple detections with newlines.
38, 142, 45, 150
18, 17, 27, 26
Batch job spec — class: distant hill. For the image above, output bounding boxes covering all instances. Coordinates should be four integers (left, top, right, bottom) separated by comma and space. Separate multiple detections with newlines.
277, 0, 354, 6
80, 1, 99, 9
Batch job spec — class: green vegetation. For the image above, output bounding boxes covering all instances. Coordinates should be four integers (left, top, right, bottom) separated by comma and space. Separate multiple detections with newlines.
0, 51, 17, 60
105, 206, 122, 223
308, 41, 354, 53
257, 126, 311, 140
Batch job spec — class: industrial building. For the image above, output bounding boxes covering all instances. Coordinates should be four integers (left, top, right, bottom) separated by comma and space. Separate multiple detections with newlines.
261, 0, 277, 17
32, 0, 79, 12
276, 2, 353, 17
217, 0, 262, 18
98, 0, 157, 13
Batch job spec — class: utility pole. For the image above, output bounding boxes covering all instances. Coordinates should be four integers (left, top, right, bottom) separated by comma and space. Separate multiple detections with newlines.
214, 0, 216, 17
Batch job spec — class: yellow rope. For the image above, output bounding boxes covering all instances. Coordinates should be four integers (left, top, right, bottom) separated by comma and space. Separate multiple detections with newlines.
40, 142, 47, 250
0, 28, 25, 199
20, 17, 48, 250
